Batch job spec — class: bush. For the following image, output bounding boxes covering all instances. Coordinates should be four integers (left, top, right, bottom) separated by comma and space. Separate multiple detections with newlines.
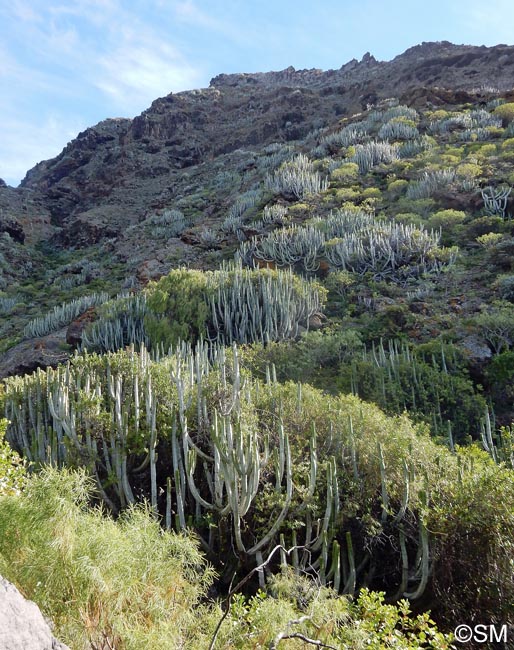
0, 467, 215, 649
494, 102, 514, 125
330, 162, 359, 184
145, 265, 325, 349
3, 346, 513, 628
430, 448, 514, 626
494, 274, 514, 301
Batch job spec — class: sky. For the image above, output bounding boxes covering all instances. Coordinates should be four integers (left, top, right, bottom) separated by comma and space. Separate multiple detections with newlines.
1, 0, 513, 187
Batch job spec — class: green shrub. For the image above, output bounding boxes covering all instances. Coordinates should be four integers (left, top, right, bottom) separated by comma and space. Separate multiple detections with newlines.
494, 102, 514, 124
0, 467, 215, 649
330, 162, 359, 184
3, 345, 513, 627
494, 274, 514, 301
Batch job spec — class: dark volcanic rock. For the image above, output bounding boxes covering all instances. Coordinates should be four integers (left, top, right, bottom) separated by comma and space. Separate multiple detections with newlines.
0, 331, 70, 379
0, 576, 69, 650
66, 307, 97, 347
0, 217, 25, 244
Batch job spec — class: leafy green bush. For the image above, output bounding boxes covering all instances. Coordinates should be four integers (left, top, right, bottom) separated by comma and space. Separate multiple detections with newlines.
337, 341, 486, 442
145, 265, 325, 349
494, 102, 514, 125
494, 273, 514, 301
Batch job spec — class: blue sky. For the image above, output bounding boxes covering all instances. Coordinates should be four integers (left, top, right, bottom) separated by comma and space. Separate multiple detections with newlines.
1, 0, 513, 186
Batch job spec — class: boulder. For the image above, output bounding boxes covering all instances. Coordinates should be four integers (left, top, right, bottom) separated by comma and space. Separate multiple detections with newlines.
0, 331, 70, 379
0, 576, 69, 650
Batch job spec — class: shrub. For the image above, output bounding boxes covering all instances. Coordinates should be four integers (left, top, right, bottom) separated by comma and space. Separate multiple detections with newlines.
0, 467, 214, 648
476, 232, 503, 248
330, 162, 359, 184
494, 102, 514, 124
3, 346, 513, 627
494, 274, 514, 301
428, 209, 466, 229
387, 179, 408, 196
430, 448, 514, 626
145, 265, 325, 349
474, 301, 514, 353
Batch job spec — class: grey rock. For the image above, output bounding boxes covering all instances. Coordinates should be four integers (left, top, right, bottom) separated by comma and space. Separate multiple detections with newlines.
460, 335, 493, 362
0, 576, 69, 650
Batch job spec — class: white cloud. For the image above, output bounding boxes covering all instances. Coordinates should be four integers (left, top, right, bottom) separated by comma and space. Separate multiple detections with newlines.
0, 0, 210, 181
95, 37, 204, 108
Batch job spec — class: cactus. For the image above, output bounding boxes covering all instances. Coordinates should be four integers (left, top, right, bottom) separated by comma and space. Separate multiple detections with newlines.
23, 292, 110, 339
406, 168, 456, 199
378, 120, 419, 141
481, 185, 512, 218
351, 141, 399, 173
81, 293, 149, 353
265, 154, 328, 199
241, 208, 453, 281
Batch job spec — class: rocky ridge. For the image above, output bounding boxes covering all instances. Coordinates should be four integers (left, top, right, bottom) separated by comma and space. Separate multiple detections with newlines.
1, 42, 513, 251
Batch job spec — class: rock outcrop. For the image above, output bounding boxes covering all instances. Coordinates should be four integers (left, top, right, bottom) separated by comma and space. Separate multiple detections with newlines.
0, 576, 69, 650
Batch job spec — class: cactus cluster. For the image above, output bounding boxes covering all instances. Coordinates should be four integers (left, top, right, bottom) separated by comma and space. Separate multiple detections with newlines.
406, 168, 456, 199
208, 265, 323, 344
351, 141, 399, 173
81, 293, 149, 352
240, 209, 454, 281
265, 154, 328, 199
262, 204, 289, 225
3, 343, 433, 600
0, 295, 20, 315
23, 292, 110, 339
221, 190, 261, 233
429, 109, 501, 135
144, 209, 191, 239
84, 265, 325, 353
481, 185, 512, 218
257, 143, 295, 172
398, 136, 434, 158
377, 121, 419, 141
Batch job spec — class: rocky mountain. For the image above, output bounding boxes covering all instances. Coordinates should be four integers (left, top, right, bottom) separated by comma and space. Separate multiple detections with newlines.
2, 42, 514, 253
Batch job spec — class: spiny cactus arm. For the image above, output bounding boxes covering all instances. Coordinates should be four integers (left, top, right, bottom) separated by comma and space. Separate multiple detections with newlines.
184, 445, 216, 511
394, 459, 410, 523
393, 526, 409, 600
311, 463, 334, 553
247, 432, 293, 555
378, 442, 389, 523
403, 488, 430, 600
149, 400, 158, 512
343, 531, 356, 596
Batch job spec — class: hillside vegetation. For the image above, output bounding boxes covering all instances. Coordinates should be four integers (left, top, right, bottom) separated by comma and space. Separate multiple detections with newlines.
1, 86, 514, 647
